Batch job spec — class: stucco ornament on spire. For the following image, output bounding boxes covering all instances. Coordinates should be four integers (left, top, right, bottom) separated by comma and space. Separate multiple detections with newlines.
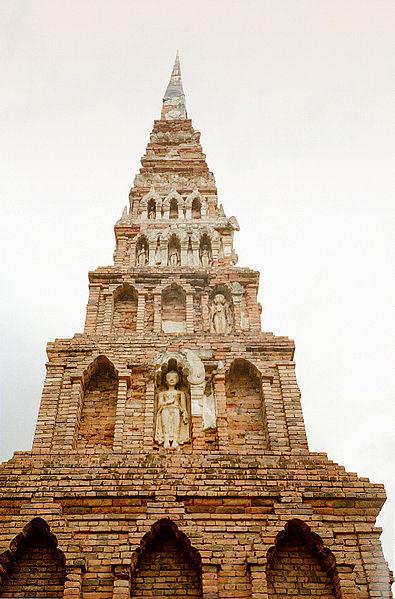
161, 51, 187, 120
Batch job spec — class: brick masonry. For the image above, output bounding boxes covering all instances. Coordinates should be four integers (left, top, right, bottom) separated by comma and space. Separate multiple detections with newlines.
0, 55, 393, 598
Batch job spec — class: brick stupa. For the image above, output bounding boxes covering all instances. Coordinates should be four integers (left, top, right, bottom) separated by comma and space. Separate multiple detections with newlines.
0, 54, 393, 599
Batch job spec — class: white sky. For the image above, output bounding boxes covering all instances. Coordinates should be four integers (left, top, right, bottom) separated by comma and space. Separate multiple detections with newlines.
1, 0, 394, 572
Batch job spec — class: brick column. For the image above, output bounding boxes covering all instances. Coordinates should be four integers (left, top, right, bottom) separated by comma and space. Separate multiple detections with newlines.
63, 565, 84, 599
113, 374, 130, 452
136, 292, 145, 332
153, 292, 161, 333
64, 375, 84, 449
114, 237, 128, 267
245, 286, 261, 331
202, 563, 219, 598
32, 364, 65, 453
84, 284, 101, 334
112, 565, 130, 599
336, 564, 358, 599
248, 563, 268, 599
277, 363, 308, 451
202, 292, 210, 331
103, 293, 114, 335
213, 372, 228, 450
186, 293, 194, 333
261, 379, 285, 451
148, 239, 156, 265
181, 240, 188, 266
192, 240, 200, 266
143, 378, 155, 449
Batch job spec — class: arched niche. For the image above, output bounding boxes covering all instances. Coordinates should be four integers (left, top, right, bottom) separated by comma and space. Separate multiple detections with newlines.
192, 196, 201, 219
169, 197, 178, 219
131, 519, 202, 598
147, 198, 156, 220
135, 235, 149, 267
153, 357, 191, 449
199, 233, 212, 267
168, 234, 181, 267
161, 283, 186, 333
267, 520, 340, 599
209, 285, 233, 334
0, 518, 66, 597
77, 356, 118, 450
225, 358, 268, 450
113, 283, 138, 334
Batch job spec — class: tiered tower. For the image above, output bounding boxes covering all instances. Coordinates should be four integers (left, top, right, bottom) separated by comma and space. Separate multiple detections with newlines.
0, 55, 392, 599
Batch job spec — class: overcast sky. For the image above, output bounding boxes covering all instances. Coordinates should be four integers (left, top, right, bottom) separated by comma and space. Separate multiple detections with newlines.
1, 0, 394, 572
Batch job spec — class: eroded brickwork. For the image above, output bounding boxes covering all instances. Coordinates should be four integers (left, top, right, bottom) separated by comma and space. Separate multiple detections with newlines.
0, 54, 392, 599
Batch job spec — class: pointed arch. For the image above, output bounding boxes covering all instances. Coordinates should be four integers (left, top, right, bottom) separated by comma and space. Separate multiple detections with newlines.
77, 355, 118, 449
185, 190, 208, 217
0, 518, 66, 597
225, 358, 268, 450
267, 519, 341, 599
139, 188, 161, 218
131, 519, 202, 598
113, 283, 138, 333
163, 189, 184, 219
161, 283, 186, 333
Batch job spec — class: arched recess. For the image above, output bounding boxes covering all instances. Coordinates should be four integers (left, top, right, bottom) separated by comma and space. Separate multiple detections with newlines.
225, 358, 268, 450
168, 233, 181, 266
77, 355, 118, 450
199, 233, 212, 266
131, 519, 202, 598
169, 197, 178, 219
161, 283, 186, 333
135, 235, 149, 267
209, 284, 233, 334
192, 196, 201, 219
0, 518, 66, 597
113, 283, 138, 333
267, 519, 341, 599
147, 198, 156, 219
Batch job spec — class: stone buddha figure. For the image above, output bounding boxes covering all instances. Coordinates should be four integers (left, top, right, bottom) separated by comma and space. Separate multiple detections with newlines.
200, 246, 211, 267
155, 371, 190, 449
168, 246, 180, 267
137, 246, 147, 267
210, 293, 232, 334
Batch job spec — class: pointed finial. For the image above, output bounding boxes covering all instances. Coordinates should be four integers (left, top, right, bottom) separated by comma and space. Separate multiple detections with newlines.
161, 51, 187, 120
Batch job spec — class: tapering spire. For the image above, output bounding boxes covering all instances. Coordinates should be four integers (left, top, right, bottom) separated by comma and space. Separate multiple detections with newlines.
161, 51, 187, 120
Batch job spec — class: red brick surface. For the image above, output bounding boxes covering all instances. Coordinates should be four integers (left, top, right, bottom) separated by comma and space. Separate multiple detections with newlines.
0, 94, 392, 598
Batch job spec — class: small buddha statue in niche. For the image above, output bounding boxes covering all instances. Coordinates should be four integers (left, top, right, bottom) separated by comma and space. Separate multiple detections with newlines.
210, 293, 232, 334
200, 246, 211, 267
148, 206, 156, 219
155, 371, 190, 449
155, 240, 162, 265
137, 246, 148, 267
168, 246, 180, 267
